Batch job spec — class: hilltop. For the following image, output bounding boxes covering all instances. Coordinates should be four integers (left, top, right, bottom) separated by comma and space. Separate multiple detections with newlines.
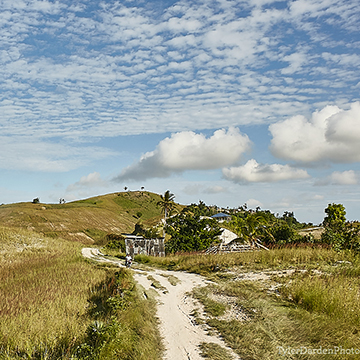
0, 191, 183, 243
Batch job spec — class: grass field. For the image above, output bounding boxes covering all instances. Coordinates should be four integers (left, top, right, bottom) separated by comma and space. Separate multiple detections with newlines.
0, 191, 182, 243
135, 248, 360, 360
0, 226, 162, 359
2, 193, 360, 359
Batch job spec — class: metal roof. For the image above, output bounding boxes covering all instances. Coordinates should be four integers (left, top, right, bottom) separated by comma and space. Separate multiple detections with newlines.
211, 212, 231, 218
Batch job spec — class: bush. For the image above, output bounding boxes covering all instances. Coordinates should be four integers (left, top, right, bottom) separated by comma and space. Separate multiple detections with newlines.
104, 234, 126, 252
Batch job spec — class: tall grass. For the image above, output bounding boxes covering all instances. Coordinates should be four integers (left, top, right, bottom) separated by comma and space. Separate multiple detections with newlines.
134, 247, 359, 274
133, 247, 360, 359
0, 226, 162, 359
0, 226, 107, 356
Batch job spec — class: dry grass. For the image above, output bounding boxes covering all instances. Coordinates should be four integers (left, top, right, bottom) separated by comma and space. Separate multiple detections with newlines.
0, 226, 162, 359
0, 226, 107, 355
136, 247, 360, 359
0, 191, 173, 243
134, 246, 357, 274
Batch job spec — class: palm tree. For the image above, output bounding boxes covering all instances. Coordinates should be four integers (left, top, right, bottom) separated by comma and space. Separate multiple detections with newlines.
157, 190, 175, 221
233, 213, 272, 246
157, 190, 175, 236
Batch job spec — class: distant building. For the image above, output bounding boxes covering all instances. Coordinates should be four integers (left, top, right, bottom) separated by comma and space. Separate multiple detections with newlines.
211, 212, 231, 223
124, 234, 165, 257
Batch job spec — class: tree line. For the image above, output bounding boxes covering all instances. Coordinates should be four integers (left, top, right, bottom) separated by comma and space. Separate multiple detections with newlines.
155, 191, 360, 254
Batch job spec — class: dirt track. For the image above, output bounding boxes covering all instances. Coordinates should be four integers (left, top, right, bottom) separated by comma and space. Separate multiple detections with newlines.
81, 248, 240, 360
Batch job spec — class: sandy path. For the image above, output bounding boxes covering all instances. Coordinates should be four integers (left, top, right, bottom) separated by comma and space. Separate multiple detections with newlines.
81, 248, 241, 360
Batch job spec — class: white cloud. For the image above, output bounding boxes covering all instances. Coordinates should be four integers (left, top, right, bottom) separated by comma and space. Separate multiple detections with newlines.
0, 0, 358, 141
222, 159, 310, 183
330, 170, 358, 185
246, 198, 264, 209
114, 127, 251, 181
325, 102, 360, 146
203, 185, 227, 194
0, 137, 115, 172
269, 102, 360, 164
281, 51, 309, 74
66, 172, 108, 191
316, 170, 358, 186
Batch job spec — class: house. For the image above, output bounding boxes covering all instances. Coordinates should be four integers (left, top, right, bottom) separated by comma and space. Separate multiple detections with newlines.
124, 234, 165, 257
211, 212, 231, 223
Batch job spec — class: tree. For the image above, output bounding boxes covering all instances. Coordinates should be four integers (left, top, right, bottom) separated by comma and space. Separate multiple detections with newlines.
320, 204, 360, 251
281, 211, 300, 228
230, 213, 273, 245
323, 203, 346, 230
157, 190, 176, 237
183, 201, 216, 217
165, 213, 223, 253
157, 190, 176, 222
267, 223, 302, 245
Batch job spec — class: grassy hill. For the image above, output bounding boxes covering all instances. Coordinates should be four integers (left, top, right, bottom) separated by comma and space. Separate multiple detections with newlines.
0, 191, 183, 243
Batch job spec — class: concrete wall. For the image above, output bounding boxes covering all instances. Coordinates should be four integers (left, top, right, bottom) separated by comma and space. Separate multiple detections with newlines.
125, 236, 165, 257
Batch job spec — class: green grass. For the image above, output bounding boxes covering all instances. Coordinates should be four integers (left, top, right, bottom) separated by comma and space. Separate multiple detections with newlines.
193, 286, 227, 317
147, 275, 168, 293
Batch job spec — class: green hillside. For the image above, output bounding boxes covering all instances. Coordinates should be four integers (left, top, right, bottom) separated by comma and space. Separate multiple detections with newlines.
0, 191, 183, 243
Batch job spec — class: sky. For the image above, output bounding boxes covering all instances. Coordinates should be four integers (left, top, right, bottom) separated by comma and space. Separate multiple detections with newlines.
1, 0, 360, 225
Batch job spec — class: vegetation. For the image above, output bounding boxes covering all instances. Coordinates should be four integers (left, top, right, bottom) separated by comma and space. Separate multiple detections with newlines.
165, 213, 223, 253
137, 248, 360, 360
228, 212, 273, 245
157, 190, 176, 221
321, 203, 360, 251
0, 191, 177, 244
199, 342, 234, 360
0, 226, 162, 359
2, 192, 360, 359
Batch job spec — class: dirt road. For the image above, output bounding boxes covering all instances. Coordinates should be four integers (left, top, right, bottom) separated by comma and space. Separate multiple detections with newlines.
81, 248, 240, 360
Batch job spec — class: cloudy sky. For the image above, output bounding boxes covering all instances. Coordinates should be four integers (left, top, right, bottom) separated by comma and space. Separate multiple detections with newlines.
1, 0, 359, 224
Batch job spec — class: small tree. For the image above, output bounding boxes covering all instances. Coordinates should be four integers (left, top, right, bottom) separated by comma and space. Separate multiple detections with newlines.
322, 203, 346, 231
320, 203, 360, 251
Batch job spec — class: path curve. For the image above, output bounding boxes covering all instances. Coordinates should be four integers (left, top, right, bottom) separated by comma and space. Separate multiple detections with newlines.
81, 248, 241, 360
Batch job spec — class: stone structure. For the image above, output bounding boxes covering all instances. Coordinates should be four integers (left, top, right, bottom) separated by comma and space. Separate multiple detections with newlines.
124, 234, 165, 257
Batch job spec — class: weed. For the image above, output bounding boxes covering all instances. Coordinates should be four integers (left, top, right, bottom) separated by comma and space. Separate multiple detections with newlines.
199, 342, 234, 360
160, 273, 181, 286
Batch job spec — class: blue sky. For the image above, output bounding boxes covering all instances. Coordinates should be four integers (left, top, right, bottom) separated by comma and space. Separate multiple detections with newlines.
1, 0, 360, 224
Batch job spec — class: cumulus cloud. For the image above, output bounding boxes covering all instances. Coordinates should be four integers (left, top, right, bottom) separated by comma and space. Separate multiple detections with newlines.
269, 102, 360, 164
315, 170, 358, 186
113, 127, 251, 181
222, 159, 310, 183
67, 172, 108, 192
246, 198, 264, 209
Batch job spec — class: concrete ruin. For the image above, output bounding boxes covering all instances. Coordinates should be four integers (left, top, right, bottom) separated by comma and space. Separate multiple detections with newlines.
124, 234, 165, 257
